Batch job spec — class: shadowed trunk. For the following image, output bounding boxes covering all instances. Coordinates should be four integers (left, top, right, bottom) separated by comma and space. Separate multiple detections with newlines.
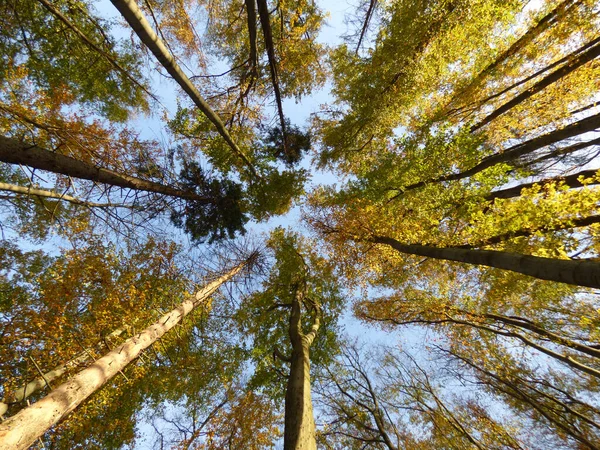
372, 235, 600, 289
393, 112, 600, 196
487, 168, 600, 200
0, 136, 209, 202
256, 0, 288, 152
471, 37, 600, 131
0, 257, 252, 450
444, 0, 578, 118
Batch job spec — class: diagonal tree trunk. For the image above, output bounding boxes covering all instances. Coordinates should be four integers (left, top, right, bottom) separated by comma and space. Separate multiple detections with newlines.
471, 37, 600, 131
393, 112, 600, 196
443, 0, 579, 118
0, 182, 137, 209
0, 256, 253, 450
486, 168, 600, 200
109, 0, 259, 179
371, 235, 600, 289
0, 328, 128, 415
0, 136, 209, 202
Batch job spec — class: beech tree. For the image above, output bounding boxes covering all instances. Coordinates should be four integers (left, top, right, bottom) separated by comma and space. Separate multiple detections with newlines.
2, 0, 600, 447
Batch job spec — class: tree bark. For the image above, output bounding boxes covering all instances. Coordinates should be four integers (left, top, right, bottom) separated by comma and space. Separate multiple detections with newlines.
395, 112, 600, 195
256, 0, 288, 152
444, 0, 578, 117
284, 290, 319, 450
0, 257, 251, 450
0, 136, 209, 202
0, 328, 128, 414
0, 182, 135, 208
471, 37, 600, 131
486, 168, 600, 200
372, 235, 600, 289
108, 0, 259, 179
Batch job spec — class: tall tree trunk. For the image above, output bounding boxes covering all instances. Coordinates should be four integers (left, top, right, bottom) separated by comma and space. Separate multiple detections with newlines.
372, 235, 600, 289
0, 136, 209, 202
108, 0, 259, 179
486, 168, 600, 200
256, 0, 288, 152
0, 257, 252, 450
284, 290, 319, 450
0, 182, 135, 208
443, 0, 578, 118
245, 0, 258, 76
471, 37, 600, 131
394, 112, 600, 196
0, 328, 128, 415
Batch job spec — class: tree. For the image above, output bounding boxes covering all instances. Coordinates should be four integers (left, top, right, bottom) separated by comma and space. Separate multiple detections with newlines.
234, 229, 343, 449
0, 253, 254, 450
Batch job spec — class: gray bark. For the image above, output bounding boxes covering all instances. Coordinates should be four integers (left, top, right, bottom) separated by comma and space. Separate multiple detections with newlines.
372, 235, 600, 289
0, 136, 208, 202
109, 0, 259, 178
0, 258, 250, 450
284, 290, 319, 450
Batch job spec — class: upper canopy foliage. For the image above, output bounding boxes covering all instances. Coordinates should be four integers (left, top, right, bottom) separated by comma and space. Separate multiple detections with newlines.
1, 0, 600, 448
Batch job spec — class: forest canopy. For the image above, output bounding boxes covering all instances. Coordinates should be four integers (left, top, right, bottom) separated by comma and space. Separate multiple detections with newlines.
1, 0, 600, 449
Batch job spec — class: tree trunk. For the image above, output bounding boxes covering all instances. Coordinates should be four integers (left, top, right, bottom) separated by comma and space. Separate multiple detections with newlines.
0, 182, 134, 208
395, 112, 600, 195
0, 328, 128, 416
443, 0, 578, 118
0, 136, 208, 202
108, 0, 258, 179
0, 257, 251, 450
284, 290, 319, 450
372, 235, 600, 289
471, 37, 600, 131
486, 168, 600, 200
256, 0, 288, 151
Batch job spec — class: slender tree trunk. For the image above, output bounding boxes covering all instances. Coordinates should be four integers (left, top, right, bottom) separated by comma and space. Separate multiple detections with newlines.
256, 0, 288, 151
458, 214, 600, 248
284, 290, 319, 450
0, 182, 134, 208
108, 0, 259, 179
0, 257, 251, 450
0, 136, 208, 202
372, 235, 600, 288
35, 0, 157, 103
394, 112, 600, 195
245, 0, 258, 75
443, 0, 578, 117
486, 168, 600, 200
0, 328, 128, 415
471, 37, 600, 131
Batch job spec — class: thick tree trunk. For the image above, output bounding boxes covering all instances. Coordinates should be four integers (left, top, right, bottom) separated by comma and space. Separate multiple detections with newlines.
372, 235, 600, 289
285, 344, 316, 450
284, 291, 319, 450
0, 258, 251, 450
0, 136, 208, 202
109, 0, 258, 179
